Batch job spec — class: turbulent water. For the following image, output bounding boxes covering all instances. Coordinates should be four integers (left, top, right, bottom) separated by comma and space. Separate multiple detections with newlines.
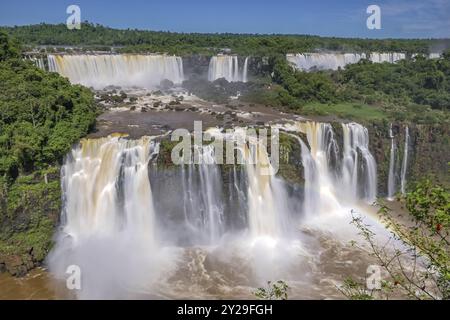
43, 120, 393, 299
208, 55, 249, 82
287, 52, 407, 71
47, 54, 184, 89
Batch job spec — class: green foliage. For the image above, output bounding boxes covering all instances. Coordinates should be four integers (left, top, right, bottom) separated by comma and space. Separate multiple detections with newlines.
0, 31, 20, 61
343, 180, 450, 300
341, 56, 450, 112
0, 170, 61, 264
254, 280, 289, 300
302, 102, 386, 121
338, 278, 374, 300
0, 23, 439, 56
406, 180, 450, 236
0, 34, 97, 180
244, 56, 449, 123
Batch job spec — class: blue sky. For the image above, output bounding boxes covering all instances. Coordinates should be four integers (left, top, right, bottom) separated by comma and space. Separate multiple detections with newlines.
0, 0, 449, 38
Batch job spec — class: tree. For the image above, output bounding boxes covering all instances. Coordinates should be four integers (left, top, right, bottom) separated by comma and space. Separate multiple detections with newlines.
340, 180, 450, 300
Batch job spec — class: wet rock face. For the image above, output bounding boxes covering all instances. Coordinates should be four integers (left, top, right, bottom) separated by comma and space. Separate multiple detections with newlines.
367, 121, 449, 196
0, 172, 61, 277
182, 55, 211, 78
0, 254, 33, 277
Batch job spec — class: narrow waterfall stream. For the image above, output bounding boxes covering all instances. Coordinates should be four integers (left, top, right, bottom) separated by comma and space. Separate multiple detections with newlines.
400, 126, 410, 194
387, 124, 397, 200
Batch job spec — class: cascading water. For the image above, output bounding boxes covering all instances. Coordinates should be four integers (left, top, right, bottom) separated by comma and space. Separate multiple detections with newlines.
208, 55, 249, 82
26, 56, 46, 70
298, 122, 341, 215
47, 136, 178, 299
387, 124, 397, 200
287, 52, 406, 71
47, 121, 390, 299
400, 126, 410, 194
47, 54, 184, 89
284, 121, 377, 212
287, 53, 367, 71
341, 122, 377, 203
242, 57, 249, 83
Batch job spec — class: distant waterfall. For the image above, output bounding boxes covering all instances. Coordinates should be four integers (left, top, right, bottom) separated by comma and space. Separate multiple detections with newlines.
428, 53, 441, 59
242, 57, 249, 83
400, 126, 410, 194
387, 124, 396, 200
48, 54, 184, 89
208, 55, 249, 82
287, 53, 366, 71
287, 52, 406, 71
25, 56, 46, 70
369, 52, 406, 63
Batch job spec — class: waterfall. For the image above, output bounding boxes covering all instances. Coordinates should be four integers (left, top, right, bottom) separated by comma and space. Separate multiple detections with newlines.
60, 136, 158, 239
300, 123, 341, 214
400, 126, 410, 194
243, 57, 249, 83
287, 53, 367, 71
369, 52, 406, 63
429, 53, 441, 59
208, 55, 249, 82
26, 56, 46, 70
240, 131, 283, 238
342, 123, 377, 203
284, 121, 377, 219
387, 124, 396, 200
179, 144, 225, 244
48, 136, 168, 299
47, 54, 184, 89
287, 52, 406, 71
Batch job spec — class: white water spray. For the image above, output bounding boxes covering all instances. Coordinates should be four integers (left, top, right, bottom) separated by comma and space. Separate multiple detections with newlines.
208, 55, 249, 82
287, 52, 406, 71
48, 54, 184, 89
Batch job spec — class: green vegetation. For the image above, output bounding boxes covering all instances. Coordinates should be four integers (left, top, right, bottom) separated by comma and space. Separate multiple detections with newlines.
241, 54, 450, 123
0, 31, 97, 181
341, 179, 450, 299
302, 102, 386, 121
254, 280, 289, 300
0, 170, 60, 275
0, 23, 443, 56
0, 31, 97, 275
341, 55, 450, 112
3, 23, 449, 123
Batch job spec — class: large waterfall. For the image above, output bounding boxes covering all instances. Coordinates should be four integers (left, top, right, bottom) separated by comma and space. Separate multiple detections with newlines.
287, 52, 406, 71
48, 121, 386, 298
47, 54, 184, 89
208, 55, 249, 82
287, 121, 377, 214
